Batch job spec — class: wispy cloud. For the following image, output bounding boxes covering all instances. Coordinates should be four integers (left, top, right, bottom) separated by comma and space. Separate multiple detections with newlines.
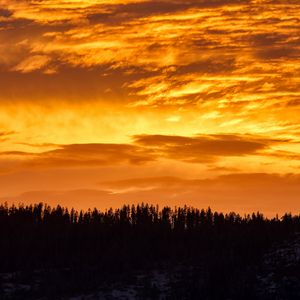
0, 134, 295, 172
134, 134, 290, 162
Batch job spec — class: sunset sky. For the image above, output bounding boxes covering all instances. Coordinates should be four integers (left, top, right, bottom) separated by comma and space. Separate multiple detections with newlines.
1, 0, 300, 216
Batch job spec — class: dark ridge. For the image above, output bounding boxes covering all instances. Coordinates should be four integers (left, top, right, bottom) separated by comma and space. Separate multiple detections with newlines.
0, 202, 299, 299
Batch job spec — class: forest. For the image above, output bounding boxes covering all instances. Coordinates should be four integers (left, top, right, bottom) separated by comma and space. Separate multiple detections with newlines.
0, 202, 300, 299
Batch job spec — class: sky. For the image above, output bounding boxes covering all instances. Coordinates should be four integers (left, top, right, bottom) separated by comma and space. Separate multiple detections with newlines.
1, 0, 300, 216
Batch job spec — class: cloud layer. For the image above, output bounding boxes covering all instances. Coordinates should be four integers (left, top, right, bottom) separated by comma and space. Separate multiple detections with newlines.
1, 0, 300, 214
0, 133, 294, 170
2, 173, 300, 216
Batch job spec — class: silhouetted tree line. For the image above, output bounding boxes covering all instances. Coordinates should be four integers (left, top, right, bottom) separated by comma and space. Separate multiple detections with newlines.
0, 202, 299, 299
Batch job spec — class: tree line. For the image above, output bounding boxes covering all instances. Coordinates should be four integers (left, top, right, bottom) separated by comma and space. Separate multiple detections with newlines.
0, 202, 299, 299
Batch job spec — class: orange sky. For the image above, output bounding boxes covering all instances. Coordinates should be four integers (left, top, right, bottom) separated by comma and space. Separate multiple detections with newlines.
1, 0, 300, 216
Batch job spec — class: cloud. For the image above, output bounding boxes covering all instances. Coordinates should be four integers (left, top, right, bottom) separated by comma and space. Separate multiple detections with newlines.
96, 173, 300, 216
12, 55, 50, 73
101, 173, 300, 189
0, 131, 16, 142
41, 143, 154, 165
87, 1, 191, 24
87, 0, 250, 25
100, 176, 193, 190
0, 131, 15, 137
0, 133, 295, 172
0, 143, 155, 170
255, 47, 299, 60
0, 0, 299, 117
0, 8, 12, 18
3, 173, 300, 216
133, 134, 276, 162
0, 65, 144, 102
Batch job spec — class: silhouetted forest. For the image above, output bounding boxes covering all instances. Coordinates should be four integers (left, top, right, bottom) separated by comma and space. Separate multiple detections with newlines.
0, 202, 299, 299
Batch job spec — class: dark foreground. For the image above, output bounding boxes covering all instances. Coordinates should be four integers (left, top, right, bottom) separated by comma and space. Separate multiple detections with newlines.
0, 203, 300, 299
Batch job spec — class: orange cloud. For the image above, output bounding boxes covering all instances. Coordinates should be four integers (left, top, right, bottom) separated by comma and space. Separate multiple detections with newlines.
0, 143, 155, 170
134, 134, 287, 162
0, 134, 295, 173
2, 173, 300, 217
0, 131, 15, 137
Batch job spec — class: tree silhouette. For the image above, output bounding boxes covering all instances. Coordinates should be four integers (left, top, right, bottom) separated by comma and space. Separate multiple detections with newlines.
0, 202, 299, 299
